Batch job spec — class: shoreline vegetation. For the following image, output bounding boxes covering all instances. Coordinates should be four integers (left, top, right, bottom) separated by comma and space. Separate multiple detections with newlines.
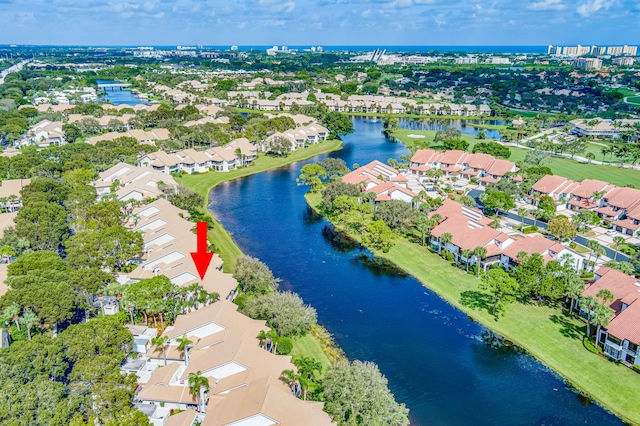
304, 191, 640, 426
178, 139, 346, 369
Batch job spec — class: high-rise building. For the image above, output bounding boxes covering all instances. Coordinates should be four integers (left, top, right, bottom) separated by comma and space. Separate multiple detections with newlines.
548, 45, 562, 55
613, 57, 635, 66
573, 58, 603, 70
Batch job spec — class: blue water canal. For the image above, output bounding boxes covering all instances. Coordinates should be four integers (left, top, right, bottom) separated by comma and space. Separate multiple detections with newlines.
209, 117, 621, 425
98, 79, 149, 106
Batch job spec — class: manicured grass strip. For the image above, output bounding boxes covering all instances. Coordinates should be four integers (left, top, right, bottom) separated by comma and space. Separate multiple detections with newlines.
179, 139, 342, 272
306, 192, 640, 425
389, 129, 640, 187
291, 332, 332, 375
468, 123, 508, 130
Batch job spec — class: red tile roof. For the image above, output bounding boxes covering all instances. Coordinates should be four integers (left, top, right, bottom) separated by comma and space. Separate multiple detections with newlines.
584, 267, 640, 317
606, 299, 640, 345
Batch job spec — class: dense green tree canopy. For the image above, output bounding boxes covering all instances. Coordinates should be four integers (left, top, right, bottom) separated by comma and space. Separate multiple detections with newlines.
241, 291, 317, 336
234, 256, 281, 294
322, 360, 409, 426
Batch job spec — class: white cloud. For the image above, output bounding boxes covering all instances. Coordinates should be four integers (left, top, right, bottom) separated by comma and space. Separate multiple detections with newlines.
360, 8, 371, 17
528, 0, 566, 10
384, 0, 437, 9
577, 0, 614, 17
434, 12, 445, 26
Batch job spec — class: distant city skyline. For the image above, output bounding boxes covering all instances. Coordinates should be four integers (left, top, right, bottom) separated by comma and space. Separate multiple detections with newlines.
1, 0, 638, 47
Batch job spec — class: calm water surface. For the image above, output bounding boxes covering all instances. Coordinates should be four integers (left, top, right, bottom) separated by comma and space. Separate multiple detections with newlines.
208, 117, 622, 426
98, 79, 149, 106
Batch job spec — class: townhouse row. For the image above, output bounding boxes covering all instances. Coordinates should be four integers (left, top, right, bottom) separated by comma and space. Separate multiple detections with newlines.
342, 160, 419, 203
97, 170, 335, 425
139, 138, 258, 174
228, 91, 493, 116
261, 123, 330, 152
129, 301, 334, 426
428, 199, 585, 273
532, 175, 640, 236
409, 149, 520, 185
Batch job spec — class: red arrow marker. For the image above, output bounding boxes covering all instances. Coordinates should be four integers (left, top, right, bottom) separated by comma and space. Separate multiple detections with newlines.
190, 222, 214, 280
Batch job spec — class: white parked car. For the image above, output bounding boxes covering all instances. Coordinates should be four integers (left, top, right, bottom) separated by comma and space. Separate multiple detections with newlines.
605, 229, 617, 236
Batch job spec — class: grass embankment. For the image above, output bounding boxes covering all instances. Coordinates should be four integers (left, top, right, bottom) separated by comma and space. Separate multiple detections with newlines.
179, 140, 344, 369
306, 191, 640, 425
388, 129, 640, 187
467, 123, 508, 130
179, 139, 342, 272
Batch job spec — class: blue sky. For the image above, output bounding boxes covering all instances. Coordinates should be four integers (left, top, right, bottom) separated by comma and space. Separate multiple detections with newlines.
0, 0, 638, 46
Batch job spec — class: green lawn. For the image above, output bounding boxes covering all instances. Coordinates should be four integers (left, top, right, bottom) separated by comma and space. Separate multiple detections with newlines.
291, 333, 332, 374
467, 123, 509, 130
306, 192, 640, 425
389, 129, 640, 187
179, 139, 342, 271
626, 96, 640, 106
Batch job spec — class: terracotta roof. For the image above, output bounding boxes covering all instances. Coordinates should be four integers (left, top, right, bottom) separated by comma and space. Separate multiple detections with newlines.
606, 299, 640, 345
584, 267, 640, 317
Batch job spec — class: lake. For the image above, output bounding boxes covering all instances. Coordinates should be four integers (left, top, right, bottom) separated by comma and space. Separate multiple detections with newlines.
207, 117, 622, 425
97, 79, 149, 106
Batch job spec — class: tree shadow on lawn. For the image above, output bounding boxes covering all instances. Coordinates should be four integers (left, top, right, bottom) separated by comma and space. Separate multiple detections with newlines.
549, 314, 585, 340
460, 290, 493, 317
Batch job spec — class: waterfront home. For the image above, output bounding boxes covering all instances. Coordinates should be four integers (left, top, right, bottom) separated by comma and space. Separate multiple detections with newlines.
429, 199, 584, 272
144, 301, 268, 369
261, 124, 329, 151
0, 178, 30, 212
93, 163, 177, 202
122, 199, 238, 298
409, 149, 518, 183
367, 181, 418, 202
139, 138, 258, 174
580, 267, 640, 367
203, 376, 335, 426
342, 160, 407, 191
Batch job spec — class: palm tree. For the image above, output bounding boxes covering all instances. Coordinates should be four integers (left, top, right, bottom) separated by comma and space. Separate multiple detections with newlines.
473, 246, 487, 277
517, 207, 528, 227
152, 335, 169, 366
19, 311, 39, 340
461, 248, 473, 273
592, 303, 614, 347
585, 152, 595, 164
565, 273, 584, 312
593, 245, 606, 267
596, 289, 614, 306
579, 296, 598, 338
440, 232, 452, 256
188, 371, 210, 413
280, 369, 303, 399
176, 334, 193, 365
3, 303, 21, 331
586, 239, 600, 269
612, 236, 625, 261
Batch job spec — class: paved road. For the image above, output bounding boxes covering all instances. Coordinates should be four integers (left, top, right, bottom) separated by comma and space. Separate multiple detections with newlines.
467, 189, 629, 263
0, 59, 29, 85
